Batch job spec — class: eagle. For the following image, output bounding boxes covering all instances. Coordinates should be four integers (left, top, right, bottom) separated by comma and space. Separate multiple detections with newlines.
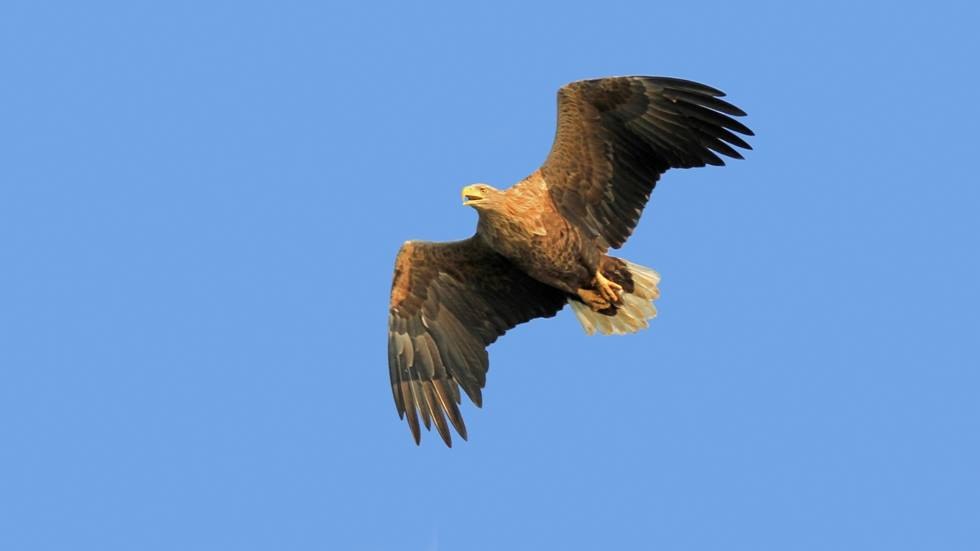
388, 76, 752, 446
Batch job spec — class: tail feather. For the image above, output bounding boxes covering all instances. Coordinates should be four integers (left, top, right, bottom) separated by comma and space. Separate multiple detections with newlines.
569, 258, 661, 336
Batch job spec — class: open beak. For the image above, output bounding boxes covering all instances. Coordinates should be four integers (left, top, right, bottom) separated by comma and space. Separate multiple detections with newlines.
461, 185, 484, 206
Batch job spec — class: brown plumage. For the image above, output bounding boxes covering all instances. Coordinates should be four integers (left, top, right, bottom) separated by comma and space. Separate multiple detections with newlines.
388, 76, 753, 446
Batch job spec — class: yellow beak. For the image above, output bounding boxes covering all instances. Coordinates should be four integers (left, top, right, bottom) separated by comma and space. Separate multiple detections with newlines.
461, 185, 484, 206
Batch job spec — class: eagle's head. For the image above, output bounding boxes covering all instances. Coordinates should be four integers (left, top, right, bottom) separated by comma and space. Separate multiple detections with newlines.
461, 184, 501, 209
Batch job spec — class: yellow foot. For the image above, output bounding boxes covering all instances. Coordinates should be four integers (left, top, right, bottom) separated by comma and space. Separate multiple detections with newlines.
594, 271, 624, 304
576, 288, 611, 312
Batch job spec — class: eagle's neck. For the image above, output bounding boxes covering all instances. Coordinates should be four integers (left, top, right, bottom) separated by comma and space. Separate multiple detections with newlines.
476, 201, 547, 261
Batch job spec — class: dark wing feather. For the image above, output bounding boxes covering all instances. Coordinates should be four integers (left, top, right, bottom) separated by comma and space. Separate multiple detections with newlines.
388, 237, 566, 446
540, 76, 753, 249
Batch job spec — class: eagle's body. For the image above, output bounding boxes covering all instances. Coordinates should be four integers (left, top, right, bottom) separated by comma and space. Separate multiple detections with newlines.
388, 76, 753, 446
476, 171, 597, 294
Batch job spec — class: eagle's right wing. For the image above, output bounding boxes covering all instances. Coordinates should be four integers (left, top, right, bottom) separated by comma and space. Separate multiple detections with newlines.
388, 238, 566, 446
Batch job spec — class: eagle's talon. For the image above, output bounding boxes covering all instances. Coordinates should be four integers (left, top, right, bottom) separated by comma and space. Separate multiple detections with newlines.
594, 271, 624, 304
576, 288, 611, 311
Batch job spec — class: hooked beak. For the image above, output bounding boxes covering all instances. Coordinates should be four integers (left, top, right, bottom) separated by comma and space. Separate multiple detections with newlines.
461, 185, 484, 206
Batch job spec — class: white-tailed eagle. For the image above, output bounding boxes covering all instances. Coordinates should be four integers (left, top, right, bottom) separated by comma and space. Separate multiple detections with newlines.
388, 76, 752, 446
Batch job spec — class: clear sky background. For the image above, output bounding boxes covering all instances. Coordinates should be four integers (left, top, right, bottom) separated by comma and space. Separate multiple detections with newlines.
2, 1, 978, 549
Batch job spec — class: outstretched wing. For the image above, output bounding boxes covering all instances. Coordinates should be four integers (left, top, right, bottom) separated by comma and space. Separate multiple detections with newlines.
540, 76, 753, 249
388, 237, 566, 446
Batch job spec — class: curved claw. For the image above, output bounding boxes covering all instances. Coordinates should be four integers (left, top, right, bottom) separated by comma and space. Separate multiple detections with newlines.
576, 288, 611, 312
594, 271, 624, 304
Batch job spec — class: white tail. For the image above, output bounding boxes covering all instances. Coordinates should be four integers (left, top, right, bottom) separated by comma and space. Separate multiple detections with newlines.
569, 260, 661, 336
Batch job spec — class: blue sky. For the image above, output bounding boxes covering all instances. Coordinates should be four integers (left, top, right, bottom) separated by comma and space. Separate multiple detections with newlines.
2, 1, 978, 549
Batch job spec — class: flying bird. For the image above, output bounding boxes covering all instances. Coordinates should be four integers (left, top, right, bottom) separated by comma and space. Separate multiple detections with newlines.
388, 76, 752, 446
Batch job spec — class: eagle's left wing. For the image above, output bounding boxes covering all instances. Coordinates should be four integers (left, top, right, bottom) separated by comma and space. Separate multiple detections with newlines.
388, 237, 566, 446
540, 76, 753, 249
